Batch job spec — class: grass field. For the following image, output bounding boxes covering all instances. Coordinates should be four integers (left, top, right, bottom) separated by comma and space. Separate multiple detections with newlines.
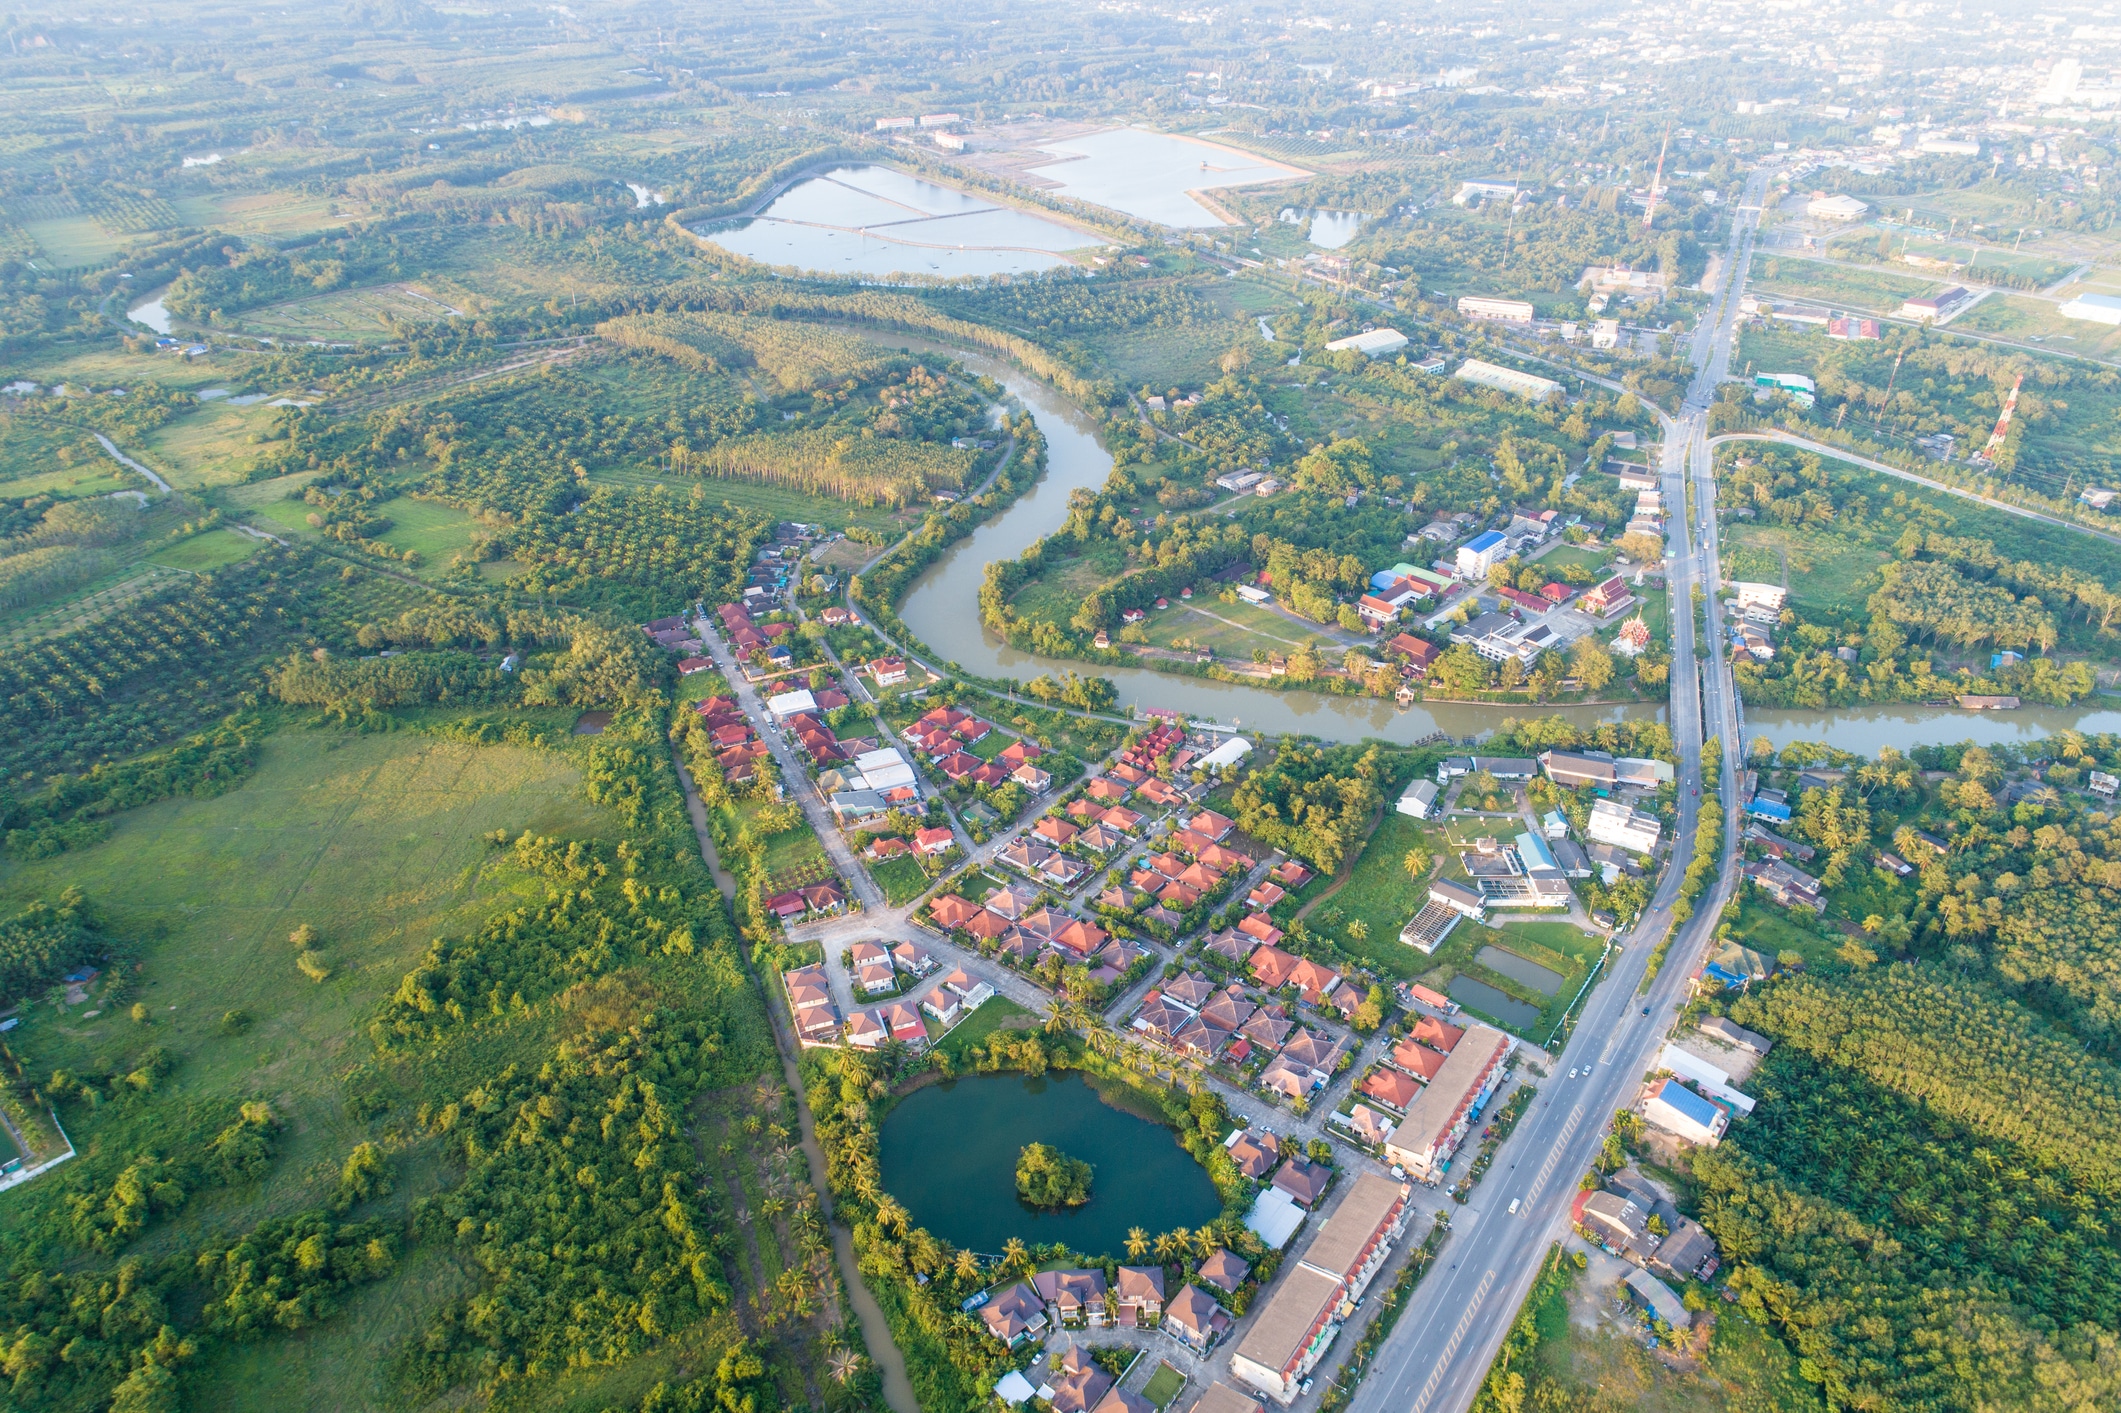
1951, 293, 2121, 358
1085, 324, 1233, 392
0, 727, 605, 1208
1748, 255, 1937, 312
373, 495, 487, 574
1008, 541, 1128, 627
20, 213, 131, 267
140, 399, 284, 490
869, 853, 931, 906
1718, 522, 1887, 617
229, 284, 462, 342
1143, 1361, 1188, 1409
148, 527, 266, 571
1531, 1273, 1817, 1413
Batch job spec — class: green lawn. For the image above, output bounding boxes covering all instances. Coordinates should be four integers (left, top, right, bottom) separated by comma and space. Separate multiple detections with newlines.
1143, 1361, 1187, 1409
868, 853, 932, 907
934, 995, 1034, 1063
1008, 541, 1127, 627
148, 528, 265, 571
1952, 293, 2121, 359
1305, 810, 1434, 979
586, 462, 908, 537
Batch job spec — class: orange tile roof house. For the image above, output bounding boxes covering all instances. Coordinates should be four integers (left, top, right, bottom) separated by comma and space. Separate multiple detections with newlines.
1412, 1015, 1465, 1052
1189, 809, 1236, 840
1270, 859, 1313, 887
1286, 958, 1342, 1006
1238, 914, 1285, 947
1249, 943, 1301, 989
1345, 1103, 1395, 1147
1087, 777, 1130, 802
1361, 1067, 1421, 1112
914, 826, 955, 855
1034, 815, 1081, 846
1247, 881, 1286, 911
1389, 1039, 1448, 1083
1101, 805, 1146, 832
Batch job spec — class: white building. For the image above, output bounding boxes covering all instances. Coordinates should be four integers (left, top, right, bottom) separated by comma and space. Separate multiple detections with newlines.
1455, 530, 1510, 579
1591, 318, 1621, 349
1586, 799, 1661, 854
1397, 778, 1440, 819
766, 688, 818, 719
1456, 296, 1536, 324
1324, 328, 1410, 357
1453, 181, 1519, 206
852, 747, 918, 794
1805, 193, 1869, 221
1454, 358, 1562, 401
2061, 293, 2121, 326
1197, 736, 1254, 773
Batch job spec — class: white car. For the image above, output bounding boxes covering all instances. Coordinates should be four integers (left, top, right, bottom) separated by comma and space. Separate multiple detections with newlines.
1568, 1067, 1579, 1079
1508, 1198, 1521, 1215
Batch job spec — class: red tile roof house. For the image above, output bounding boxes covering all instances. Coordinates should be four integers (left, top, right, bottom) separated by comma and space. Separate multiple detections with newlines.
999, 738, 1044, 765
1115, 1266, 1165, 1324
1087, 777, 1130, 803
1067, 797, 1105, 823
1032, 1268, 1110, 1327
891, 941, 934, 974
1197, 1247, 1251, 1294
1164, 1283, 1232, 1351
880, 1000, 927, 1047
1362, 1067, 1422, 1112
765, 891, 809, 922
1247, 881, 1286, 912
928, 894, 979, 930
914, 826, 955, 855
1270, 859, 1314, 887
1286, 958, 1343, 1007
1238, 914, 1286, 948
1034, 816, 1081, 846
981, 1282, 1048, 1343
1249, 943, 1302, 990
1189, 809, 1236, 841
869, 658, 909, 686
1272, 1156, 1332, 1207
1389, 1039, 1448, 1083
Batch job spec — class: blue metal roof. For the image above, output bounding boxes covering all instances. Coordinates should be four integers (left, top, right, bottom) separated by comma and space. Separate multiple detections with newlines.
1656, 1079, 1723, 1127
1464, 529, 1507, 553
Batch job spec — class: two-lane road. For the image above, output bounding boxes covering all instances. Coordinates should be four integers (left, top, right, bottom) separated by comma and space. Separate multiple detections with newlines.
1346, 169, 1765, 1413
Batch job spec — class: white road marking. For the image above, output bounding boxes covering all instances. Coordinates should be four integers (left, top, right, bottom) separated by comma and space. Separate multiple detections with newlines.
1413, 1266, 1498, 1413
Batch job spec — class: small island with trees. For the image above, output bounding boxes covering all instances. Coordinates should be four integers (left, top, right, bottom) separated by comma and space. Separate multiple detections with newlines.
1015, 1142, 1094, 1209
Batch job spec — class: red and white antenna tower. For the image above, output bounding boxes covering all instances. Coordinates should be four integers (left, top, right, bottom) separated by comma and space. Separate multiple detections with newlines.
1978, 375, 2024, 463
1642, 127, 1671, 228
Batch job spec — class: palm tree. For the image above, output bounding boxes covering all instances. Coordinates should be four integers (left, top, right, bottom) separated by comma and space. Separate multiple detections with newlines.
1044, 1000, 1073, 1035
874, 1195, 909, 1237
955, 1247, 983, 1284
1194, 1226, 1219, 1260
1153, 1231, 1178, 1262
828, 1349, 862, 1384
1003, 1236, 1029, 1275
1125, 1227, 1150, 1262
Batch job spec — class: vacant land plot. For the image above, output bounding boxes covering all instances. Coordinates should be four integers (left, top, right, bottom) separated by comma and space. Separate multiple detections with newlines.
1007, 541, 1128, 627
934, 995, 1034, 1064
1952, 293, 2121, 359
1718, 523, 1887, 617
140, 399, 284, 490
869, 853, 932, 906
0, 727, 609, 1286
230, 284, 462, 342
1748, 256, 1937, 312
587, 463, 908, 537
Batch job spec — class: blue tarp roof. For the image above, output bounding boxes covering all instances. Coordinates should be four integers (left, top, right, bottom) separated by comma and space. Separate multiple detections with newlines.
1748, 799, 1792, 820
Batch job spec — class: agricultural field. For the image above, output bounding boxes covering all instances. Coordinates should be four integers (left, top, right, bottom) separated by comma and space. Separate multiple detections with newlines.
369, 496, 490, 576
147, 527, 267, 572
1717, 522, 1888, 618
1950, 292, 2121, 358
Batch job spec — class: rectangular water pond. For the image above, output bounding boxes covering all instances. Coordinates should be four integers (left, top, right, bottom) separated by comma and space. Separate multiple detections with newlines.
1448, 975, 1542, 1031
1475, 945, 1565, 997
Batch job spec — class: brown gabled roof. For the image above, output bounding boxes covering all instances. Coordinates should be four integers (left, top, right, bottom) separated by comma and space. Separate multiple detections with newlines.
1116, 1266, 1165, 1304
1197, 1248, 1251, 1293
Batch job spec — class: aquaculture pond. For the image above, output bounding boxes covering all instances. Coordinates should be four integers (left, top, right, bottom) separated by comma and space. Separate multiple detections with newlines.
1448, 975, 1542, 1032
876, 1072, 1220, 1256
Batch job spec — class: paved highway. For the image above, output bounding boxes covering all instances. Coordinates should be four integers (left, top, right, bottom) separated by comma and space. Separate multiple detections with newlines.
1345, 170, 1765, 1413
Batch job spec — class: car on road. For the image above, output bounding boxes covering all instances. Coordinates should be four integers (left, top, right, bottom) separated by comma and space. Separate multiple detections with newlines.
1641, 1006, 1651, 1016
1568, 1067, 1578, 1078
1508, 1198, 1521, 1215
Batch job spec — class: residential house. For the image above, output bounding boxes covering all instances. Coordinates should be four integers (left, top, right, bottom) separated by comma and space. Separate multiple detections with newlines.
929, 894, 979, 930
1115, 1266, 1165, 1324
1411, 1016, 1463, 1052
1189, 809, 1236, 841
981, 1282, 1047, 1343
1361, 1067, 1421, 1112
1271, 860, 1313, 888
1387, 1039, 1447, 1083
1698, 1016, 1771, 1056
1576, 1190, 1654, 1259
1247, 881, 1287, 911
1345, 1103, 1395, 1147
892, 941, 934, 975
920, 988, 962, 1024
1280, 1028, 1346, 1076
880, 1000, 926, 1046
1257, 1053, 1314, 1101
1032, 1269, 1110, 1326
1745, 857, 1825, 912
1012, 762, 1054, 793
1239, 914, 1286, 948
1249, 944, 1300, 990
1197, 1248, 1251, 1294
1239, 1007, 1293, 1052
1034, 816, 1081, 847
844, 1010, 888, 1049
1587, 799, 1661, 853
1226, 1129, 1281, 1180
913, 826, 954, 856
1164, 1283, 1232, 1352
1047, 1342, 1113, 1412
1541, 750, 1618, 790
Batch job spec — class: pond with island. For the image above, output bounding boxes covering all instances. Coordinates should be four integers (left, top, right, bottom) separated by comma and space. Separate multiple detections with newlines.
876, 1072, 1219, 1257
